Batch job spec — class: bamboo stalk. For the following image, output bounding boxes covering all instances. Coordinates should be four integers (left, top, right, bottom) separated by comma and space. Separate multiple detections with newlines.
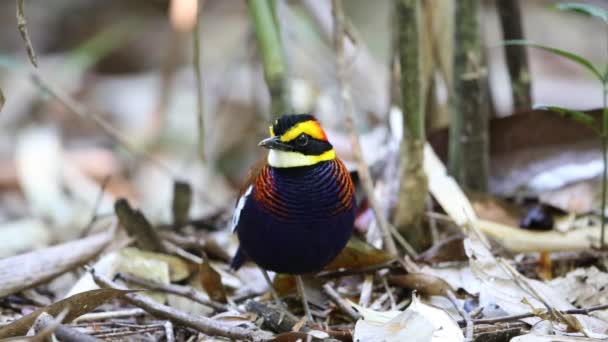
247, 0, 291, 118
497, 0, 531, 110
393, 0, 430, 252
332, 0, 398, 255
193, 0, 206, 161
448, 0, 489, 191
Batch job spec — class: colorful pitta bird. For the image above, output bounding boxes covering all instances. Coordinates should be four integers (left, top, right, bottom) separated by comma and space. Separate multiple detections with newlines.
230, 114, 355, 320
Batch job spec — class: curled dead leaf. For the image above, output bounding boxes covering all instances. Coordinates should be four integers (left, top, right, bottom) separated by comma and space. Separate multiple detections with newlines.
200, 260, 227, 303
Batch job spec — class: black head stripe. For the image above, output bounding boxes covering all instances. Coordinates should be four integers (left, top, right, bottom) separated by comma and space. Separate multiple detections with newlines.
272, 114, 317, 136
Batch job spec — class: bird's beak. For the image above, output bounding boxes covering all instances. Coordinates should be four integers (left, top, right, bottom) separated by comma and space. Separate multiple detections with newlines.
258, 136, 294, 151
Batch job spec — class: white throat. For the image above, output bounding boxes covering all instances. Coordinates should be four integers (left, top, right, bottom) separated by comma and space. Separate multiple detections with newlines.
268, 150, 315, 168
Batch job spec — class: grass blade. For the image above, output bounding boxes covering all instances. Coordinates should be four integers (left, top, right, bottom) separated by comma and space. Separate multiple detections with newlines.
505, 40, 603, 81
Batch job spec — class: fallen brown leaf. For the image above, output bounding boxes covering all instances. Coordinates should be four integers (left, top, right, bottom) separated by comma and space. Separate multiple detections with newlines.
0, 288, 135, 338
325, 237, 394, 271
200, 260, 227, 303
388, 273, 456, 297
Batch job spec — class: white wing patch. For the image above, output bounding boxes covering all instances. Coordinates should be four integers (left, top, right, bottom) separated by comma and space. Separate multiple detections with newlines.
232, 185, 253, 233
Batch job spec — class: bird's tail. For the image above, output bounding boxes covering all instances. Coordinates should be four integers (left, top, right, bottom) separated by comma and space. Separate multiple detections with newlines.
230, 247, 246, 271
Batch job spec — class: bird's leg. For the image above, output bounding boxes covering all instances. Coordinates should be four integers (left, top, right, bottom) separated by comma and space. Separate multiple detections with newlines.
258, 266, 284, 308
295, 275, 313, 322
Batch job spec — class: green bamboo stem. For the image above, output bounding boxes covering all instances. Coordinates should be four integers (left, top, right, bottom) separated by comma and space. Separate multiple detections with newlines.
247, 0, 291, 118
449, 0, 489, 191
393, 0, 430, 252
497, 0, 531, 110
193, 5, 205, 162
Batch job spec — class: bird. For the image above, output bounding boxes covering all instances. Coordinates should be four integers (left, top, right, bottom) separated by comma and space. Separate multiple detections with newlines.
230, 114, 356, 320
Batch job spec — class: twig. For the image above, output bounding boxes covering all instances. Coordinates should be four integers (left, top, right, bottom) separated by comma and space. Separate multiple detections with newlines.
92, 271, 272, 341
460, 303, 608, 326
164, 321, 175, 342
116, 273, 229, 312
81, 175, 111, 237
389, 223, 418, 257
381, 276, 397, 311
427, 196, 438, 244
446, 290, 472, 341
332, 0, 397, 255
90, 326, 162, 339
163, 240, 203, 264
358, 274, 373, 307
74, 308, 146, 322
193, 0, 206, 162
34, 312, 101, 342
31, 74, 175, 177
317, 259, 400, 278
16, 0, 38, 67
322, 283, 361, 321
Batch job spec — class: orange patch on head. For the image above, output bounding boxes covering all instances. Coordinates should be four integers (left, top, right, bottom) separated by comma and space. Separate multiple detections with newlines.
279, 120, 328, 142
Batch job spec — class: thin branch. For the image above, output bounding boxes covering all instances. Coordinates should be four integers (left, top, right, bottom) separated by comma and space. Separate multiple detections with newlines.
193, 0, 206, 162
462, 303, 608, 326
322, 283, 361, 321
92, 271, 272, 341
32, 74, 175, 177
164, 321, 176, 342
16, 0, 38, 67
331, 0, 397, 255
116, 273, 229, 312
446, 290, 472, 341
34, 312, 101, 342
74, 309, 146, 322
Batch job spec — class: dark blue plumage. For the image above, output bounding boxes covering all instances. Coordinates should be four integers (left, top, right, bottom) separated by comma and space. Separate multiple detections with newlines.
231, 159, 355, 274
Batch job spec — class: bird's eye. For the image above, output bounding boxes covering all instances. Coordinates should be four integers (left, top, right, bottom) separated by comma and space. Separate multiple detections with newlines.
296, 134, 309, 146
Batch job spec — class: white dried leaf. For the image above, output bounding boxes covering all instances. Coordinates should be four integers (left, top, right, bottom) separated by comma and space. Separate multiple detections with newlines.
352, 295, 463, 342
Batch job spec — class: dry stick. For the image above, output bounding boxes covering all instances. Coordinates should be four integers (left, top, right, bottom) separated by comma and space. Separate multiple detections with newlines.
446, 290, 472, 341
322, 283, 361, 321
193, 0, 206, 162
116, 273, 229, 312
16, 0, 38, 67
317, 259, 400, 278
381, 276, 397, 310
81, 175, 111, 238
92, 271, 272, 341
164, 321, 176, 342
32, 74, 175, 177
463, 303, 608, 326
331, 0, 397, 256
91, 326, 163, 339
34, 312, 102, 342
75, 308, 146, 322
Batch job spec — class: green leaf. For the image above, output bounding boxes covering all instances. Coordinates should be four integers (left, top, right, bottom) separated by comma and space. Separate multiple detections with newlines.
504, 40, 603, 81
555, 3, 608, 24
534, 104, 597, 129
